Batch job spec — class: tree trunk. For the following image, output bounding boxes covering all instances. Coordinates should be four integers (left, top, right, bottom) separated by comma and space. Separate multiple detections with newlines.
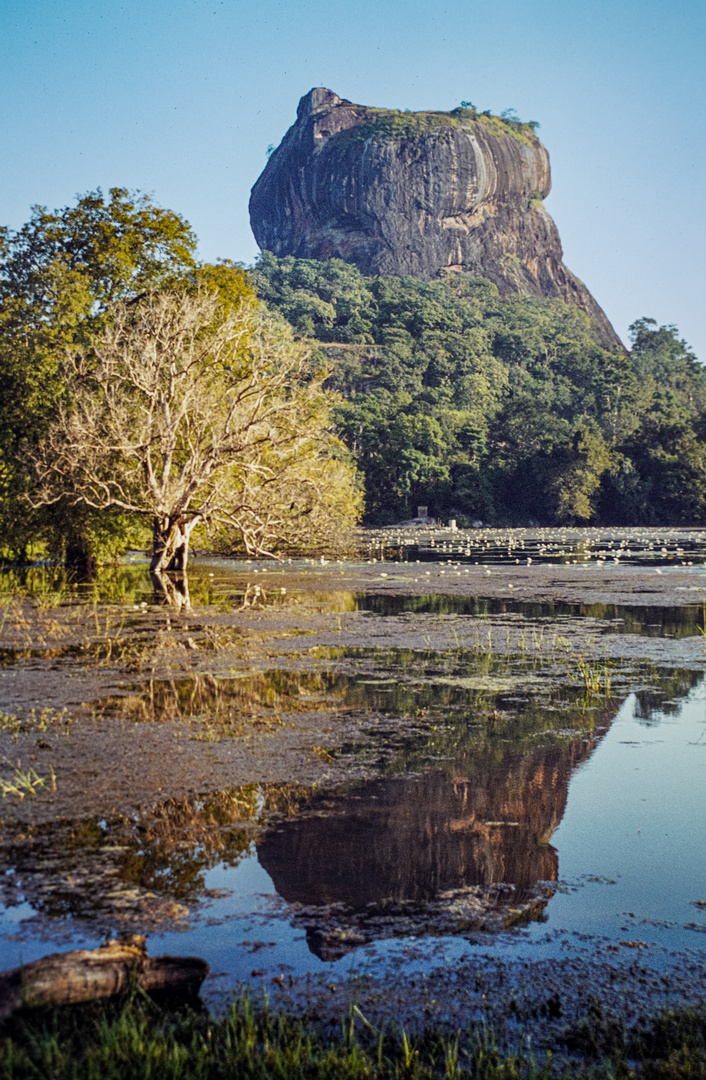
151, 515, 193, 572
150, 569, 191, 610
65, 532, 97, 580
0, 935, 209, 1017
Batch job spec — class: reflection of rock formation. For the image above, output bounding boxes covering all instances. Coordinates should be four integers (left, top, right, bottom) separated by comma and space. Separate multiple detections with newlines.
259, 741, 591, 903
257, 736, 597, 956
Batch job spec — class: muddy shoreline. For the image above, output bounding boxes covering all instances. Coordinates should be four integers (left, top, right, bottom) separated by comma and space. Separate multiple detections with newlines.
1, 558, 704, 824
1, 545, 705, 1052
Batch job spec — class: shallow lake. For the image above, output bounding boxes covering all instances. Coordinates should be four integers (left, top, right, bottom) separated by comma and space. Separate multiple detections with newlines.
0, 544, 704, 1005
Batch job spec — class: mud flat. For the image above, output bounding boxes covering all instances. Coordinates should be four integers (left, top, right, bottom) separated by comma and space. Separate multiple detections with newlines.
0, 532, 705, 1053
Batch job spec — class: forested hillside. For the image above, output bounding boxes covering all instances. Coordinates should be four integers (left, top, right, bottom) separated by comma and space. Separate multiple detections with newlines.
254, 253, 706, 527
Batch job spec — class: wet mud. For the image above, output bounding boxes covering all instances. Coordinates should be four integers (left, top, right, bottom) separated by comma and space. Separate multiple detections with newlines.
0, 531, 705, 1050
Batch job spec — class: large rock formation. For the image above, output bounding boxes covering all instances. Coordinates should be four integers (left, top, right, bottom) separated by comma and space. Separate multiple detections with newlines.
250, 88, 621, 348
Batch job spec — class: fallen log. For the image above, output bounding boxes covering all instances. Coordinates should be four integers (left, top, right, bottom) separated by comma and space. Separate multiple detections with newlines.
0, 934, 209, 1017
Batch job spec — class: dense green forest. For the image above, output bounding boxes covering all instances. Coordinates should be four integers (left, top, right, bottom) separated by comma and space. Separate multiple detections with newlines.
2, 189, 704, 571
253, 253, 706, 527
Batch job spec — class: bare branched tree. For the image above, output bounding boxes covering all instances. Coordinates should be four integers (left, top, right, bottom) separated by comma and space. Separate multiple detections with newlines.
29, 289, 360, 572
214, 446, 362, 558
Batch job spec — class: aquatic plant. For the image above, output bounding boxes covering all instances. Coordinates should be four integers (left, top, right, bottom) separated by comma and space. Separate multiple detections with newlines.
574, 657, 613, 699
0, 757, 54, 798
698, 600, 706, 649
0, 600, 11, 640
0, 707, 71, 739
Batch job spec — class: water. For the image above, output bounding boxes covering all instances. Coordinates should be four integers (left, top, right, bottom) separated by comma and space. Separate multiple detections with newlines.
0, 551, 705, 999
167, 676, 706, 986
364, 525, 706, 567
356, 592, 705, 638
1, 673, 704, 984
539, 678, 706, 948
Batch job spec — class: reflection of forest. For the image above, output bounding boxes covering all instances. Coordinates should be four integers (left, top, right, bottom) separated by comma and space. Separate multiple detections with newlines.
258, 735, 597, 909
3, 666, 699, 946
100, 670, 349, 727
358, 592, 705, 639
0, 787, 266, 931
99, 662, 524, 728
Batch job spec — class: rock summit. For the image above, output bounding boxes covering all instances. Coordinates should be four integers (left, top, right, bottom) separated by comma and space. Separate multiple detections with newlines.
250, 89, 621, 348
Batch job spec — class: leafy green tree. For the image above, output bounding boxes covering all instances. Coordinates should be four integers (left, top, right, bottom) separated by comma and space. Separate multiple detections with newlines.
551, 422, 614, 522
598, 320, 706, 524
0, 188, 198, 567
28, 289, 361, 581
254, 254, 706, 526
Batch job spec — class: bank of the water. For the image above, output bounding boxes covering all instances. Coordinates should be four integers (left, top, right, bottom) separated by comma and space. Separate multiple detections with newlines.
3, 990, 706, 1078
0, 538, 705, 1051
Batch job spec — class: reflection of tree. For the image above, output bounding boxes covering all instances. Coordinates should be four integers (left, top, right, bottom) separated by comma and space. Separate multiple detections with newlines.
95, 652, 615, 755
0, 787, 267, 929
98, 669, 356, 730
95, 663, 511, 734
150, 569, 191, 610
633, 668, 703, 722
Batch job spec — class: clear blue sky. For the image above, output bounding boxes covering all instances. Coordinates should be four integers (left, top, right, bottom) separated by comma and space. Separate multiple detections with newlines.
2, 0, 704, 357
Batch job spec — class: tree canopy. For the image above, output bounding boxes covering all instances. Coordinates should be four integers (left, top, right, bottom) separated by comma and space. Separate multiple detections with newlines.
253, 253, 706, 526
0, 194, 361, 572
28, 288, 361, 571
4, 192, 704, 570
0, 189, 200, 565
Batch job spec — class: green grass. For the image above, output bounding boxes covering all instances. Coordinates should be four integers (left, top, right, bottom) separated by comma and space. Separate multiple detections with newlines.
2, 992, 706, 1079
0, 756, 54, 798
331, 106, 539, 150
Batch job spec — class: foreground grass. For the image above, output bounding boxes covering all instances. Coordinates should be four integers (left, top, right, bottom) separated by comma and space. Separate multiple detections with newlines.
1, 992, 706, 1079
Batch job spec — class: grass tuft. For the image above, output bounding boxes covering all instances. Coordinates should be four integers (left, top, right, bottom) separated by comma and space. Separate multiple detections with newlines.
1, 993, 706, 1079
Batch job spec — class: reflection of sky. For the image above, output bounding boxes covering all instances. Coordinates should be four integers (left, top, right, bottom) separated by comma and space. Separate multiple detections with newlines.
156, 851, 322, 988
535, 678, 706, 947
150, 676, 706, 983
1, 676, 705, 988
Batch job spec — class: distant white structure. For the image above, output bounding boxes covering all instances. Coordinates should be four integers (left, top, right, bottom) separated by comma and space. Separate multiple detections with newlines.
381, 517, 437, 529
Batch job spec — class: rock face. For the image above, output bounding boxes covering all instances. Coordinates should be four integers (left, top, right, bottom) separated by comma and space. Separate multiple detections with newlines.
250, 88, 622, 348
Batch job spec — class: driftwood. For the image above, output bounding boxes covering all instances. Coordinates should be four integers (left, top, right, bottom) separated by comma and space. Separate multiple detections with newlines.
0, 934, 209, 1017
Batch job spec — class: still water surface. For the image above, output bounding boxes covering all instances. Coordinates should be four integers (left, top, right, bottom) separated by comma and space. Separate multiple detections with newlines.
0, 563, 704, 995
154, 676, 706, 985
1, 673, 703, 987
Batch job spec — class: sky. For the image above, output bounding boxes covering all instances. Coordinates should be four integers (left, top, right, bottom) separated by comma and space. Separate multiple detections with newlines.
2, 0, 705, 358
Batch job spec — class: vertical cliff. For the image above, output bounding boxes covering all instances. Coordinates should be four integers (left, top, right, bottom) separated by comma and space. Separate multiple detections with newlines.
250, 88, 622, 349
